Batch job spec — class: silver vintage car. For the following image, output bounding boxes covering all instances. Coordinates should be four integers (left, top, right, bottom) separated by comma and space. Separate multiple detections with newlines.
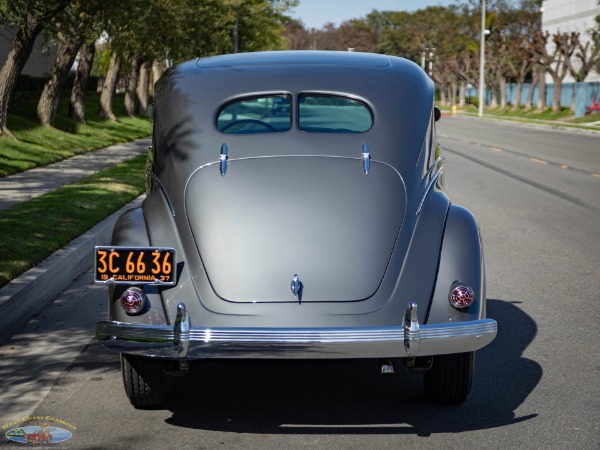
94, 51, 497, 408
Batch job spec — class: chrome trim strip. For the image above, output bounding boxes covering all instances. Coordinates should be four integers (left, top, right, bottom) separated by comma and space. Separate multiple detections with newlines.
146, 170, 176, 217
425, 155, 445, 178
97, 303, 497, 359
416, 162, 444, 216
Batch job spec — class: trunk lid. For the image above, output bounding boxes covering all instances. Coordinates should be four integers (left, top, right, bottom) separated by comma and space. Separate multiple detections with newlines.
185, 156, 405, 302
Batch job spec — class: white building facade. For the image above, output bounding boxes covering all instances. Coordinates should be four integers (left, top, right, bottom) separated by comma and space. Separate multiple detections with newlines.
542, 0, 600, 83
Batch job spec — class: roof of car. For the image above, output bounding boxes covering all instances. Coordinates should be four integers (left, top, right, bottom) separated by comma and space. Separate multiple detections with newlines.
153, 50, 435, 178
194, 51, 393, 69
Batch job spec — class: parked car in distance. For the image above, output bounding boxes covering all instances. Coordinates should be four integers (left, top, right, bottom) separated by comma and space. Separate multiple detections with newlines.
94, 51, 497, 408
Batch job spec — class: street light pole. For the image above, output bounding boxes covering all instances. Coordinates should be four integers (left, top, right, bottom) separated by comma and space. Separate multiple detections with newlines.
478, 0, 486, 117
428, 48, 435, 78
422, 47, 435, 78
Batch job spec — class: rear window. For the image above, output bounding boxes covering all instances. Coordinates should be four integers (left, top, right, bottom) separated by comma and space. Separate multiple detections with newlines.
216, 93, 372, 134
217, 94, 291, 134
298, 94, 372, 133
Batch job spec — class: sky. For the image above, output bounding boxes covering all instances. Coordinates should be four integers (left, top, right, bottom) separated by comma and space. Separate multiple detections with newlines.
291, 0, 460, 29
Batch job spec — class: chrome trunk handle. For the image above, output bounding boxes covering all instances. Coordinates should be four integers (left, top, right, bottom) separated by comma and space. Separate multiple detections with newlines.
362, 142, 371, 175
220, 143, 228, 176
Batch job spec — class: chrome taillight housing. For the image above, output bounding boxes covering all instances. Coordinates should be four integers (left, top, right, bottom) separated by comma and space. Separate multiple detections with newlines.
120, 287, 146, 314
449, 283, 475, 310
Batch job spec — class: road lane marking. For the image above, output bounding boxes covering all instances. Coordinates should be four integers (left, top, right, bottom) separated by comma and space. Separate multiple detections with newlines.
441, 135, 596, 177
443, 146, 592, 210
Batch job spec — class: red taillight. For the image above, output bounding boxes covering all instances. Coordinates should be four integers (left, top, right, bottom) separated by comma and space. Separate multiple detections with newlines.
120, 287, 146, 314
449, 284, 475, 310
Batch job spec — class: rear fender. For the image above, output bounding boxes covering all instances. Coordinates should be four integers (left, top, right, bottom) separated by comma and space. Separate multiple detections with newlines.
108, 207, 169, 325
427, 204, 486, 324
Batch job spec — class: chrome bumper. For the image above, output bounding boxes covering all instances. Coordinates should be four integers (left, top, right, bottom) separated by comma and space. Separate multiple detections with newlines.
96, 302, 497, 359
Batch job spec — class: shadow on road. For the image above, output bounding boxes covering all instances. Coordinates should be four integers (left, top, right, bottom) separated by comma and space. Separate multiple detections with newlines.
163, 299, 542, 436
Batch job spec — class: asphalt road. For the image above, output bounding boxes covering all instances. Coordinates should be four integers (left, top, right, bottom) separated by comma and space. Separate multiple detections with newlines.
1, 116, 599, 449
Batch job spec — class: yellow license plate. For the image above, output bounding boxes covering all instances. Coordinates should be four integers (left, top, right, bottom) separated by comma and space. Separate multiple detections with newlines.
94, 246, 175, 285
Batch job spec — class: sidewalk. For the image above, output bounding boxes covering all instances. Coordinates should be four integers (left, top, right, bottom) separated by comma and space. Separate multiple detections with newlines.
0, 137, 150, 211
0, 138, 150, 342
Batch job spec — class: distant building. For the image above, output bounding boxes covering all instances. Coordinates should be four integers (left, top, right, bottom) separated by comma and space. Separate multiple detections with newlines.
0, 27, 57, 78
541, 0, 600, 83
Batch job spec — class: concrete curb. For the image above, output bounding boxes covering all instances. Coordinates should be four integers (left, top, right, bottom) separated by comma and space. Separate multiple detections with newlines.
0, 196, 144, 343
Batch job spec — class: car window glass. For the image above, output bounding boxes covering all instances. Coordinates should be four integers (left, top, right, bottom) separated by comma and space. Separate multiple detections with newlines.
298, 94, 372, 133
217, 94, 291, 134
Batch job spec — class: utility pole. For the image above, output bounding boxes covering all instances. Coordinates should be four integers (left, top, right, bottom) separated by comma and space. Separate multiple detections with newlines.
478, 0, 489, 117
428, 48, 435, 78
422, 47, 435, 78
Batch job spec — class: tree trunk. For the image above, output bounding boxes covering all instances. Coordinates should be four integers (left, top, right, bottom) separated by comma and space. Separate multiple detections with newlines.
450, 80, 457, 106
69, 41, 96, 123
552, 75, 562, 113
151, 59, 166, 96
499, 78, 507, 109
459, 82, 465, 107
123, 51, 139, 117
525, 71, 538, 110
37, 35, 83, 126
439, 86, 447, 106
490, 86, 498, 108
98, 51, 121, 121
136, 61, 151, 115
537, 69, 547, 111
512, 81, 523, 111
0, 10, 45, 137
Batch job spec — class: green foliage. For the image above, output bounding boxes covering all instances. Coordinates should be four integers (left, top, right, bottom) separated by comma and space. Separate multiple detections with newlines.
0, 0, 69, 26
163, 0, 295, 60
91, 45, 113, 77
91, 0, 297, 65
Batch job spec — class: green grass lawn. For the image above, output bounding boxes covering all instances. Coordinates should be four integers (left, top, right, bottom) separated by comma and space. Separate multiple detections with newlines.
0, 92, 152, 288
0, 155, 146, 288
0, 94, 152, 177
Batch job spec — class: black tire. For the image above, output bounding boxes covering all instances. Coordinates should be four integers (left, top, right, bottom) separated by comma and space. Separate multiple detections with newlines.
121, 354, 173, 408
423, 352, 474, 404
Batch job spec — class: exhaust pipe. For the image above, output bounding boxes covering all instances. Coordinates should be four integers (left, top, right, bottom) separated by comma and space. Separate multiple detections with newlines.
379, 358, 395, 375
